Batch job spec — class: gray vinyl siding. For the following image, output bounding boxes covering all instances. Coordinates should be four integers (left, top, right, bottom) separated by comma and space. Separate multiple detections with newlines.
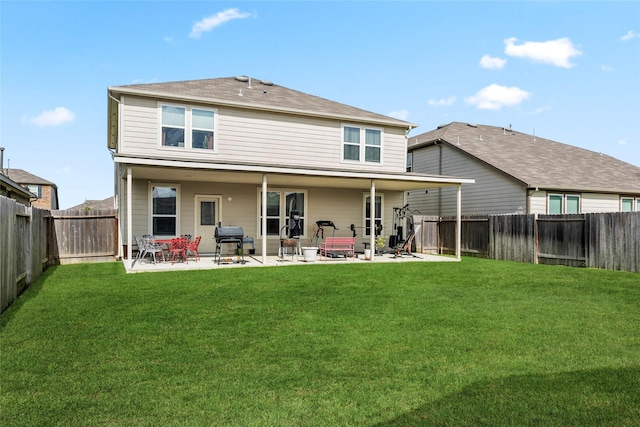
118, 95, 407, 174
408, 145, 525, 215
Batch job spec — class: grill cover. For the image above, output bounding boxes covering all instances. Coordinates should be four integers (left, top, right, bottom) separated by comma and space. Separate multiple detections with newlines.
215, 226, 244, 240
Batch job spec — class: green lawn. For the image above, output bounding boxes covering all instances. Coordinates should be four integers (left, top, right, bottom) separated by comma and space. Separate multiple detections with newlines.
1, 259, 639, 426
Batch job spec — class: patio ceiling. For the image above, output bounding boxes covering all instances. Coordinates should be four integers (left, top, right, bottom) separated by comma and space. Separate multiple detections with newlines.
116, 157, 474, 192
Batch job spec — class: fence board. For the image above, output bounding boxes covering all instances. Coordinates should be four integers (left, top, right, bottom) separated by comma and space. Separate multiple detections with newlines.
586, 212, 640, 273
50, 209, 117, 264
1, 199, 118, 313
490, 215, 536, 263
538, 215, 586, 267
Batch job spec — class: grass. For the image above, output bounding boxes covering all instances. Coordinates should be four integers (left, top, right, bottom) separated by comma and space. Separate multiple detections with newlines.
1, 258, 639, 426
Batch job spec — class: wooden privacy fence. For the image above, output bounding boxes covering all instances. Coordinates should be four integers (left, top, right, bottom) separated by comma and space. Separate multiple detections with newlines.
50, 208, 118, 264
1, 197, 52, 313
416, 212, 640, 273
1, 195, 117, 313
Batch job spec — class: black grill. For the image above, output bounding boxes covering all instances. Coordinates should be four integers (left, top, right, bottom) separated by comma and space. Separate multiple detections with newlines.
214, 225, 244, 240
214, 225, 246, 264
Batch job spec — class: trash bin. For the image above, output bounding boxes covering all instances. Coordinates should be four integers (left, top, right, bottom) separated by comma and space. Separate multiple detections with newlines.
243, 236, 255, 254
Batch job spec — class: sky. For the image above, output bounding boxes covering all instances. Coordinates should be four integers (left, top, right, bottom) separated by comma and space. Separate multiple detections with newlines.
1, 1, 639, 209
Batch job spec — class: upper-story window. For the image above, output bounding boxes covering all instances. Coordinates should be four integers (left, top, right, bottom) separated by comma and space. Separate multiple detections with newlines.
406, 152, 413, 172
25, 184, 41, 198
161, 104, 216, 150
342, 125, 382, 164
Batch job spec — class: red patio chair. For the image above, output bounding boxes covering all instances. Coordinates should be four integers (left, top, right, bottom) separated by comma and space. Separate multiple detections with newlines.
186, 236, 201, 262
167, 237, 188, 264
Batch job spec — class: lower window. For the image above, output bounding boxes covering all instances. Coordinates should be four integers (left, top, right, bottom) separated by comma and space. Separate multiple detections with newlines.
259, 190, 306, 237
364, 194, 383, 236
151, 185, 178, 236
548, 193, 580, 214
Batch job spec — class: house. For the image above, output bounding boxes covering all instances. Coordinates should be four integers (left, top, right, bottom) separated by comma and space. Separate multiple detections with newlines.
107, 76, 474, 262
407, 122, 640, 216
2, 169, 59, 210
66, 196, 115, 211
0, 172, 35, 206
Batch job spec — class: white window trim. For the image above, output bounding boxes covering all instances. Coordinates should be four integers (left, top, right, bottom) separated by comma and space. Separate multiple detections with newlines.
257, 188, 308, 239
547, 193, 581, 214
363, 192, 384, 237
341, 123, 384, 165
148, 182, 181, 236
620, 197, 638, 212
158, 102, 218, 152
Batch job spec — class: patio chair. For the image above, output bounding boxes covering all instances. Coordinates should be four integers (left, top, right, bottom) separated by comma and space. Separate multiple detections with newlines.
279, 225, 299, 261
167, 237, 188, 264
134, 235, 165, 264
186, 236, 201, 262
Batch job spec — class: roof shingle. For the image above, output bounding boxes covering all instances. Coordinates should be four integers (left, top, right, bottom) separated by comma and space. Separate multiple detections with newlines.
408, 122, 640, 194
109, 76, 415, 128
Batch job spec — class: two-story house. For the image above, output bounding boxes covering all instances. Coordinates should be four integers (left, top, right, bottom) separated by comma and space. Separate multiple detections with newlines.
3, 169, 59, 210
407, 122, 640, 216
108, 76, 473, 263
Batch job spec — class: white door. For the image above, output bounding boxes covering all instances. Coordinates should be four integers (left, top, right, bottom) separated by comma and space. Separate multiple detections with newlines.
195, 195, 221, 254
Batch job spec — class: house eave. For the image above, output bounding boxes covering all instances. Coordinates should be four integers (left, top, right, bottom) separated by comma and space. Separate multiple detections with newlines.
113, 154, 473, 191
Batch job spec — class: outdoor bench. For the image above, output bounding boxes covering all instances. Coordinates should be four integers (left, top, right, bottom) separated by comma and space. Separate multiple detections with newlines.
319, 237, 356, 261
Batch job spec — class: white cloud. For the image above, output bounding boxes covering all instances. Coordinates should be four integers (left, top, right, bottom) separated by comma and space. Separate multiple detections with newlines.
388, 110, 409, 121
465, 84, 530, 110
189, 8, 252, 39
26, 107, 75, 127
428, 96, 456, 107
621, 30, 640, 41
163, 36, 173, 43
504, 37, 582, 68
601, 64, 613, 72
479, 54, 507, 70
618, 139, 627, 146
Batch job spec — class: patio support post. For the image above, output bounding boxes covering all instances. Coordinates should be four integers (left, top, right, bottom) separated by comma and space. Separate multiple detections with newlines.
127, 166, 132, 263
456, 183, 461, 260
370, 179, 376, 261
261, 173, 267, 264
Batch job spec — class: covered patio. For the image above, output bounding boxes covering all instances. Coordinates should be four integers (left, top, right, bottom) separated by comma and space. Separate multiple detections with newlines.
118, 159, 474, 267
123, 251, 460, 273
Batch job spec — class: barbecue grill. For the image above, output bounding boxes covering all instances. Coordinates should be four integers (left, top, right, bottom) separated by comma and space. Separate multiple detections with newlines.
214, 224, 246, 264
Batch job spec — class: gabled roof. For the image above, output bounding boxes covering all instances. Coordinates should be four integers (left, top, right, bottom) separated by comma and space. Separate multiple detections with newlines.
108, 76, 416, 129
4, 169, 58, 188
66, 196, 114, 211
408, 122, 640, 194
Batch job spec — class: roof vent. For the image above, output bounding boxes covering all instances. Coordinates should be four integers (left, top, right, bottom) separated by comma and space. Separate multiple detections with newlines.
235, 76, 249, 82
260, 80, 273, 86
467, 123, 477, 128
437, 123, 447, 129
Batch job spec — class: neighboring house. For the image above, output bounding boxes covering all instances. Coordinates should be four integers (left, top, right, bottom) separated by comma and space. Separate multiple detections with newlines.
0, 171, 35, 206
407, 122, 640, 216
107, 76, 473, 261
3, 169, 59, 210
67, 196, 115, 211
